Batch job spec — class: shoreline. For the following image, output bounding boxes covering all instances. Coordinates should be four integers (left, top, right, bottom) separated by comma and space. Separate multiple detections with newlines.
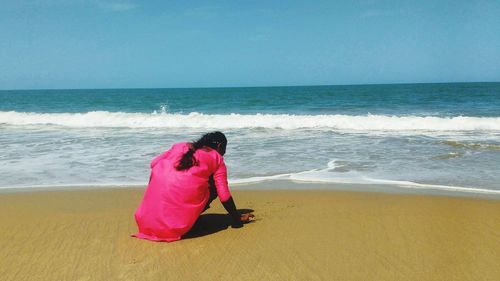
1, 180, 500, 200
1, 187, 500, 280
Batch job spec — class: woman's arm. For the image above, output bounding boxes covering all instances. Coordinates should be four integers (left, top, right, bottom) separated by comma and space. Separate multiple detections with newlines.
213, 157, 254, 227
212, 160, 232, 202
221, 197, 244, 228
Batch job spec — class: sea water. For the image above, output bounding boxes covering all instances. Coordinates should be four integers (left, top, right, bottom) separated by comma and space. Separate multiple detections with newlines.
1, 83, 499, 194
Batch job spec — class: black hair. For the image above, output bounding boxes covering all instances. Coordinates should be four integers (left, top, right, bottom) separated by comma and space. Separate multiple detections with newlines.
176, 131, 227, 171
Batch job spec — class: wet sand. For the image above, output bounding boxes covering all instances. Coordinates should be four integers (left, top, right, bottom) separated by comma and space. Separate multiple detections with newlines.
1, 187, 499, 280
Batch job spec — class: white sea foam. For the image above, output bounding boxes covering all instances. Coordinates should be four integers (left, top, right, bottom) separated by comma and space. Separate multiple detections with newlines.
228, 159, 500, 195
1, 111, 500, 132
230, 171, 500, 195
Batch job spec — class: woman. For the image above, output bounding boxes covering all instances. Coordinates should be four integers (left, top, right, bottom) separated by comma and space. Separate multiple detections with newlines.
133, 131, 254, 242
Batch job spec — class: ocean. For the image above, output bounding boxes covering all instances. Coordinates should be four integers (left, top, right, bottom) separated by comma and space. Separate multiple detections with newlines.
1, 82, 499, 194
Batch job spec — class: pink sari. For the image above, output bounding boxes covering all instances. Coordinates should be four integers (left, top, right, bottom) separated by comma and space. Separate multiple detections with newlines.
132, 142, 231, 242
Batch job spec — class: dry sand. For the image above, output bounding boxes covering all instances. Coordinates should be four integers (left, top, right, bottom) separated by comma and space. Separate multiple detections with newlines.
1, 187, 500, 281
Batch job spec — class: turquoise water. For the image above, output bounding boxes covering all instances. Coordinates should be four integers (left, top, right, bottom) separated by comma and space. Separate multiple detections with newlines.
1, 83, 499, 194
2, 83, 500, 116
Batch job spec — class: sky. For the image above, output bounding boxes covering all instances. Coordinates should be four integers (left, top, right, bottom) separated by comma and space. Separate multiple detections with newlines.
0, 0, 499, 89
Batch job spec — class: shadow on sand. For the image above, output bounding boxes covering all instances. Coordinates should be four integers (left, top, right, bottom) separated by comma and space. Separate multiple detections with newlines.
183, 209, 254, 239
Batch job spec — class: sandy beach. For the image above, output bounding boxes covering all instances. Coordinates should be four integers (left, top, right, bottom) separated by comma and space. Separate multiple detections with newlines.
1, 186, 500, 280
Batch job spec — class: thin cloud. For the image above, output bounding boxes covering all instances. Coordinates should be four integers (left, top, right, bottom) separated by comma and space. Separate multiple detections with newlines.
181, 6, 220, 18
360, 9, 402, 18
27, 0, 138, 12
96, 1, 137, 12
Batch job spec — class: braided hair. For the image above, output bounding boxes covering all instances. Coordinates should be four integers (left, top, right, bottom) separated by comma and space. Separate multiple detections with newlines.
176, 131, 227, 171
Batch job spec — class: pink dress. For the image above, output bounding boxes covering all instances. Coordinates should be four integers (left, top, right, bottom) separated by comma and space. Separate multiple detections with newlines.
132, 142, 232, 242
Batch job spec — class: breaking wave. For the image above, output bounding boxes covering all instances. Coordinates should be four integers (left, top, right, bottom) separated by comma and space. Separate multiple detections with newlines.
1, 111, 500, 132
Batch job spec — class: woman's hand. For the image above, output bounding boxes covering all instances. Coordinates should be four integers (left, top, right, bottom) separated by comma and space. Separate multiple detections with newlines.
221, 197, 255, 228
231, 212, 255, 228
240, 213, 255, 223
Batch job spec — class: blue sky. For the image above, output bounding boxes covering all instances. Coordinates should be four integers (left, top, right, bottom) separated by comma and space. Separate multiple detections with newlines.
1, 0, 499, 89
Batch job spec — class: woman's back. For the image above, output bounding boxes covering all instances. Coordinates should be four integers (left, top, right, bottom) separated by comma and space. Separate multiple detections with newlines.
133, 142, 229, 242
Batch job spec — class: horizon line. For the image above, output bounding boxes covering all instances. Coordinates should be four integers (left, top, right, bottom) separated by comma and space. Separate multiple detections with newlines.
1, 80, 499, 92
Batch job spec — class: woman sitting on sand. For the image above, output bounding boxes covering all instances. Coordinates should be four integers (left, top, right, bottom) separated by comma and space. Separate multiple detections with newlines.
133, 131, 254, 242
